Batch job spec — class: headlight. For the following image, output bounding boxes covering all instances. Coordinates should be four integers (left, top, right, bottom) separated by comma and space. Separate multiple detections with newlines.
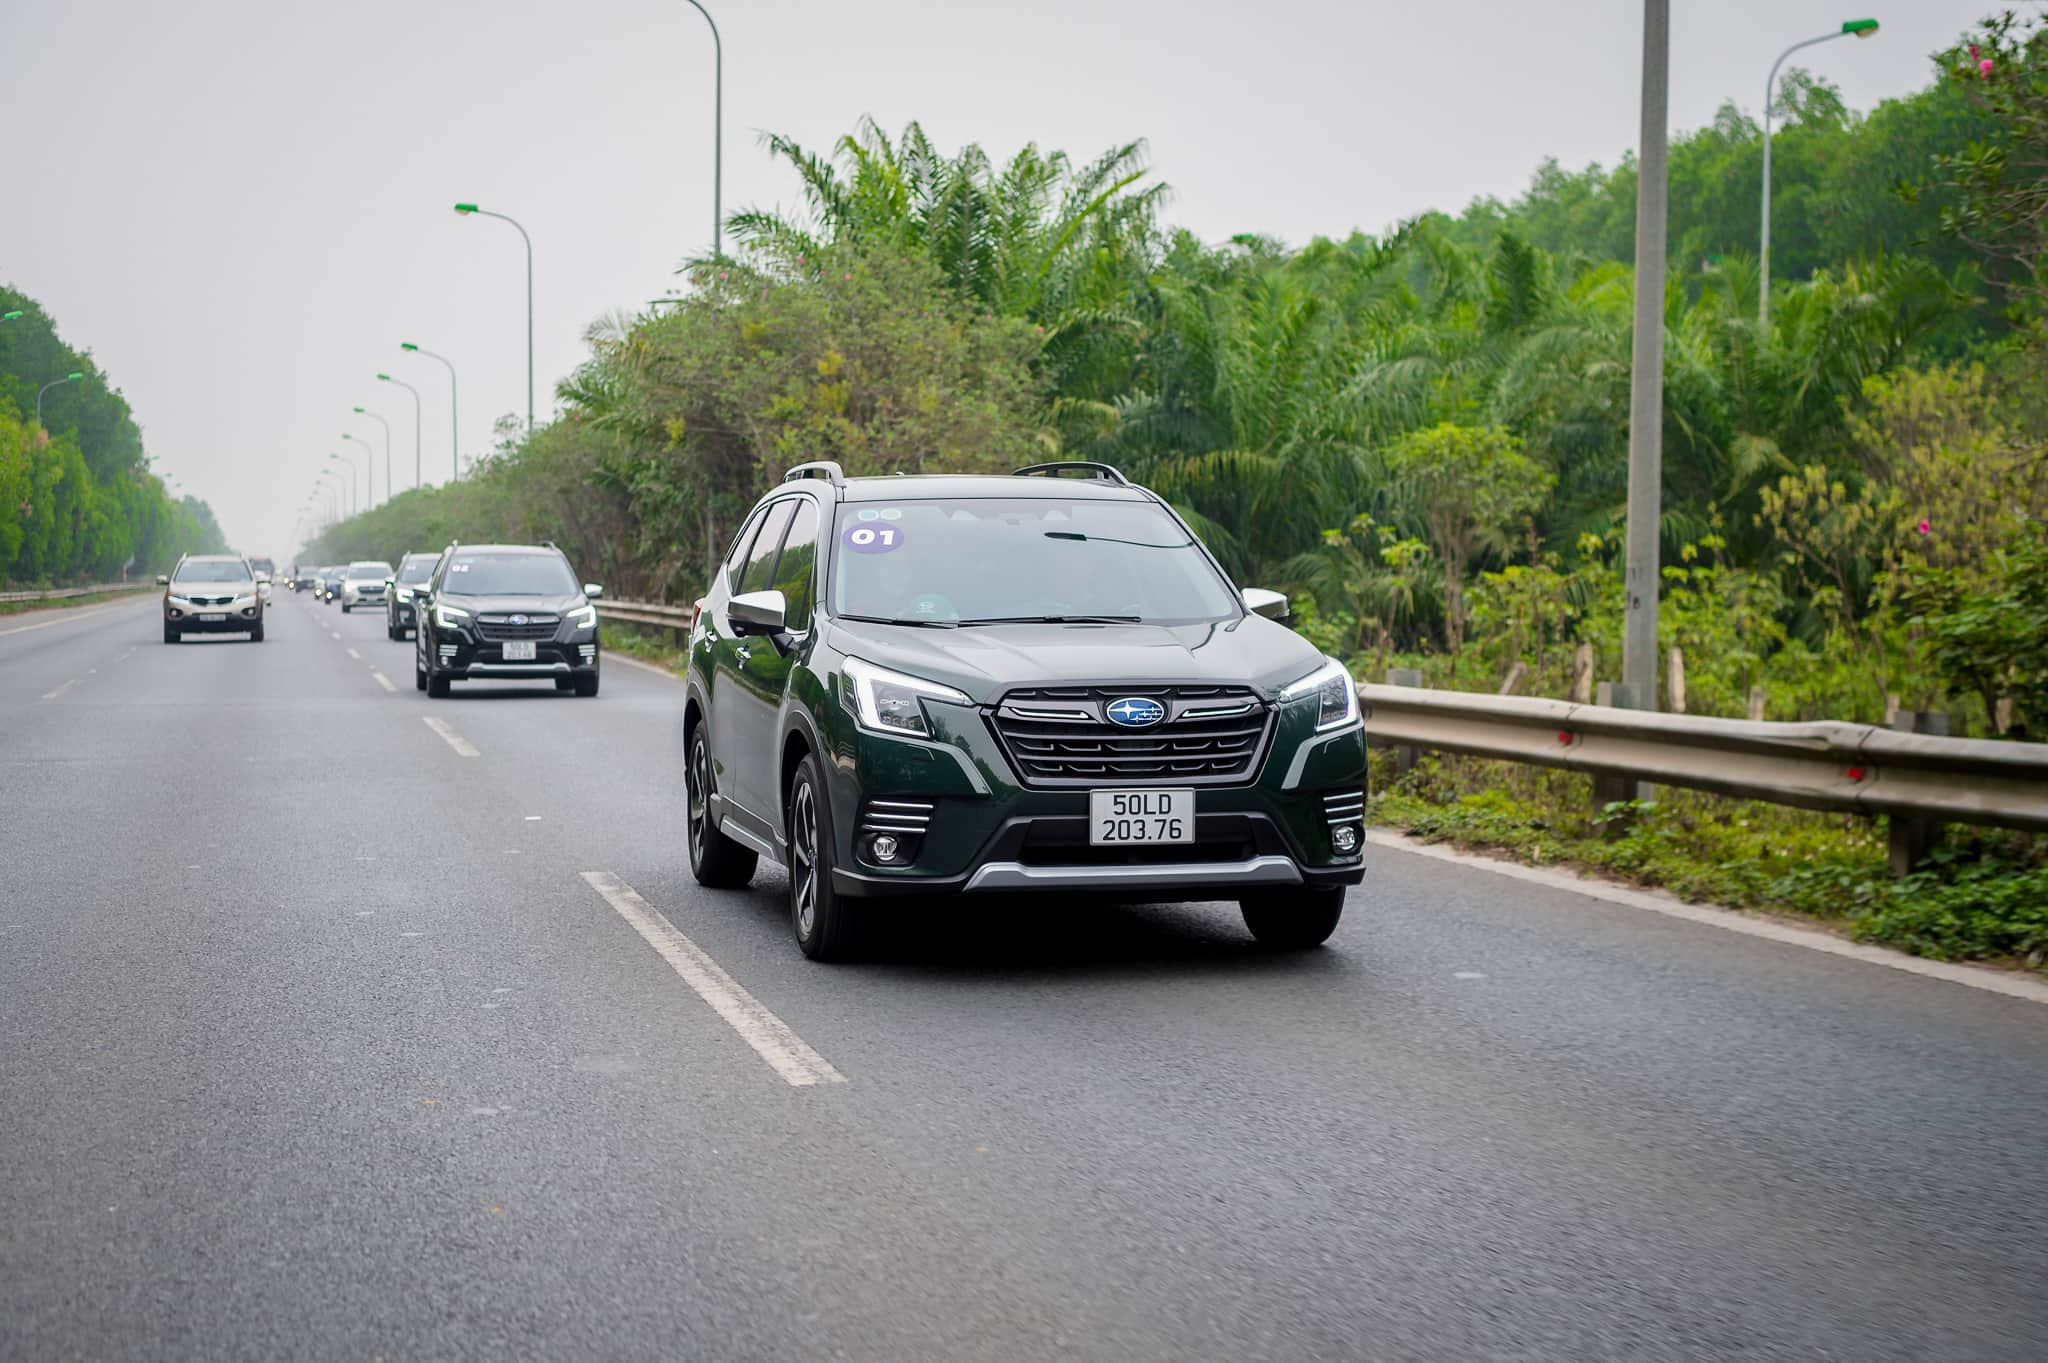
434, 603, 470, 629
843, 657, 971, 739
394, 585, 413, 602
1280, 657, 1358, 732
568, 603, 597, 629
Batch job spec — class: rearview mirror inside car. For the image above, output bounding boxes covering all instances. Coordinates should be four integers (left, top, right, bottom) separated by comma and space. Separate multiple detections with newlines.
1242, 587, 1290, 621
728, 589, 786, 636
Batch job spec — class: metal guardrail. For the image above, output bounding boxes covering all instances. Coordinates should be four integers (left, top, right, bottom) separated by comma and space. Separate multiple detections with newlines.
597, 599, 694, 633
1359, 683, 2048, 835
0, 582, 155, 604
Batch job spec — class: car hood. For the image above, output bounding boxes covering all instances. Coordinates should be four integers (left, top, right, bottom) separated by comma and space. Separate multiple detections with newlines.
168, 584, 254, 597
824, 615, 1324, 703
433, 593, 588, 615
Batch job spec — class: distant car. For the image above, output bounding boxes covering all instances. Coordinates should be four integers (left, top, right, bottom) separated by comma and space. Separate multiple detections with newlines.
340, 560, 395, 613
159, 554, 264, 643
291, 567, 319, 592
385, 552, 440, 641
414, 543, 602, 698
320, 566, 346, 603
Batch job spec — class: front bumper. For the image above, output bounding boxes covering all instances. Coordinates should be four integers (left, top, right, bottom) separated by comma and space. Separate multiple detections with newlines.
166, 606, 262, 633
822, 700, 1368, 901
429, 629, 600, 679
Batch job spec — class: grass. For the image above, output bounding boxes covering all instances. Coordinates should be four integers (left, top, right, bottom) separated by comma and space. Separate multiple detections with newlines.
0, 585, 154, 616
603, 626, 689, 673
1369, 751, 2048, 973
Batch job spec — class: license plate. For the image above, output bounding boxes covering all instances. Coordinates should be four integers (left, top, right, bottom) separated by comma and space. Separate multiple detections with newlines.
1089, 788, 1194, 845
502, 640, 537, 661
198, 613, 226, 622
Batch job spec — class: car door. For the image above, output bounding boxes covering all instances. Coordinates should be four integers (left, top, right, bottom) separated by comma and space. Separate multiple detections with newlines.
727, 497, 820, 826
710, 498, 797, 831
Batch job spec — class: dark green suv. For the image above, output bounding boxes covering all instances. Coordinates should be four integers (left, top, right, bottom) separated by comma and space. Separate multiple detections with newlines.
683, 460, 1367, 960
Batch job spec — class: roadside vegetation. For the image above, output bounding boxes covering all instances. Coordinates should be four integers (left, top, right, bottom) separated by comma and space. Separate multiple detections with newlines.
303, 15, 2048, 966
0, 290, 229, 588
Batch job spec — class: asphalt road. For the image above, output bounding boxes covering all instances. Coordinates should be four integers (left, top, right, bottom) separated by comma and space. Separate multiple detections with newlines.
3, 591, 2045, 1363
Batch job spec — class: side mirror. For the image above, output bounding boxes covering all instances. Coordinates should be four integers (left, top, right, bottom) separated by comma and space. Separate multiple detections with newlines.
256, 575, 271, 586
728, 589, 787, 636
1242, 587, 1290, 621
155, 574, 169, 586
583, 583, 604, 600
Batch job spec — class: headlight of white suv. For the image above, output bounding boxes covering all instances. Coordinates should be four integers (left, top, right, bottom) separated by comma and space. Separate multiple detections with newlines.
843, 656, 971, 739
1280, 657, 1359, 732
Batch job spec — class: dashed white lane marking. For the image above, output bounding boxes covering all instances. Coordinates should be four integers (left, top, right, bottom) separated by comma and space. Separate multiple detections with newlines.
580, 870, 846, 1088
331, 631, 341, 640
1454, 971, 1487, 981
372, 672, 396, 692
1366, 829, 2048, 1006
421, 716, 479, 757
523, 815, 542, 821
346, 647, 360, 659
0, 599, 147, 638
40, 679, 78, 700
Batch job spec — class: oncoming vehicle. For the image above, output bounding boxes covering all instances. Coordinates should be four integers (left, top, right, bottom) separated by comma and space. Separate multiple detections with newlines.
385, 552, 439, 640
291, 566, 319, 593
683, 460, 1367, 961
159, 554, 265, 643
339, 560, 394, 613
413, 543, 603, 698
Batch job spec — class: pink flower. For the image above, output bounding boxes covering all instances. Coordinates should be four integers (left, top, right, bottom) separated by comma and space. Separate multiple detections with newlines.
1980, 58, 1994, 75
1917, 519, 1931, 535
1969, 43, 1979, 58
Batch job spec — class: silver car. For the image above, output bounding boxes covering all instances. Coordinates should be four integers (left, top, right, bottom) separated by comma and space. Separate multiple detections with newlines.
339, 560, 395, 613
160, 554, 265, 643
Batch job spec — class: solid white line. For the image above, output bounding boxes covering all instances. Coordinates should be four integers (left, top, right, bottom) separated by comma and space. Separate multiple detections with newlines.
0, 599, 148, 638
372, 672, 396, 692
580, 870, 846, 1087
605, 652, 682, 681
421, 715, 479, 757
1365, 829, 2048, 1006
40, 678, 78, 700
346, 647, 360, 659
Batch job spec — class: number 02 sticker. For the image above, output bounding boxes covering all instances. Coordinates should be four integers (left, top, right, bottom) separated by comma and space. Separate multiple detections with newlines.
843, 525, 904, 554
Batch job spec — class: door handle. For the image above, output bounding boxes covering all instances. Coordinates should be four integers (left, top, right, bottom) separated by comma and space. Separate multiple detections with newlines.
734, 646, 750, 665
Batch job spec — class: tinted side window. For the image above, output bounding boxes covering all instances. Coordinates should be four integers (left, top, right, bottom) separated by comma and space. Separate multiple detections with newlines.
770, 500, 821, 631
737, 501, 796, 596
723, 505, 770, 582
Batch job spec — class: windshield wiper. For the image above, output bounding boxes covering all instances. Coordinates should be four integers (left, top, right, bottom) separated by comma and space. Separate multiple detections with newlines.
955, 614, 1144, 625
836, 612, 958, 629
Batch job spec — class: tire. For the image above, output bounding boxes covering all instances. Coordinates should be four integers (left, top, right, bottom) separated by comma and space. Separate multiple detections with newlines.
574, 673, 599, 698
787, 753, 858, 961
414, 658, 427, 692
1239, 886, 1346, 949
249, 621, 264, 643
341, 603, 350, 614
685, 725, 757, 890
427, 672, 451, 698
163, 622, 179, 644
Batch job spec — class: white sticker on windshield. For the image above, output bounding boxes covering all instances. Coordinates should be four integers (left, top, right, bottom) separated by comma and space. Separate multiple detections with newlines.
878, 508, 902, 521
857, 508, 880, 521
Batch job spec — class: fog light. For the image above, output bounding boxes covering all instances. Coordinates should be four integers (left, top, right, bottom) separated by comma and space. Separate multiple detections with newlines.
1332, 825, 1359, 854
871, 834, 900, 863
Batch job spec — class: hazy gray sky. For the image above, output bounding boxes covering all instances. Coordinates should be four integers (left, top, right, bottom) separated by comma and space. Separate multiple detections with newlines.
2, 0, 1999, 556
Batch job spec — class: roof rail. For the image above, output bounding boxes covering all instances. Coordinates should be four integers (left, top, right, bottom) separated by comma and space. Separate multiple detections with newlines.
1013, 460, 1130, 486
784, 460, 845, 487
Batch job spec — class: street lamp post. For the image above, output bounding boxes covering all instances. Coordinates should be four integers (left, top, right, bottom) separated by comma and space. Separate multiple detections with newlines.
342, 434, 379, 508
400, 342, 460, 482
452, 203, 534, 432
1621, 0, 1670, 732
322, 468, 351, 519
680, 0, 723, 259
1760, 18, 1880, 327
330, 451, 364, 516
36, 371, 82, 423
353, 406, 393, 497
376, 373, 424, 490
2, 310, 23, 322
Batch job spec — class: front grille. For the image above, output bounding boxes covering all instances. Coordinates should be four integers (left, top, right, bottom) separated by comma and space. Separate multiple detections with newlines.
1016, 814, 1257, 866
989, 685, 1273, 788
184, 594, 234, 606
476, 614, 559, 641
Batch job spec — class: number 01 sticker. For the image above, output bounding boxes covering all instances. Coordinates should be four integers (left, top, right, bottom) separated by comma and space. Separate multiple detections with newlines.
843, 525, 904, 553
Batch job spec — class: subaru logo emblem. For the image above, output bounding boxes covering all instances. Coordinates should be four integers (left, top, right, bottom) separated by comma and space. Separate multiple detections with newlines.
509, 614, 529, 625
1105, 696, 1166, 728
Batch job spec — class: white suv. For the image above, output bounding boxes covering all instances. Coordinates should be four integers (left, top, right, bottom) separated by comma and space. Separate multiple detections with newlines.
340, 560, 395, 613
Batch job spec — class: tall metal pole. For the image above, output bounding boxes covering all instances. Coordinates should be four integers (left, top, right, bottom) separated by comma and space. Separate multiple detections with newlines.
1623, 0, 1669, 711
353, 406, 393, 498
35, 372, 81, 423
402, 343, 461, 482
681, 0, 723, 258
452, 205, 534, 431
331, 451, 364, 514
342, 434, 379, 508
1759, 22, 1880, 328
378, 373, 424, 489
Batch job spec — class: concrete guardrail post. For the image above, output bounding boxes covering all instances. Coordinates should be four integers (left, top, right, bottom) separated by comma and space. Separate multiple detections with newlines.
1887, 709, 1948, 875
1386, 669, 1422, 775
